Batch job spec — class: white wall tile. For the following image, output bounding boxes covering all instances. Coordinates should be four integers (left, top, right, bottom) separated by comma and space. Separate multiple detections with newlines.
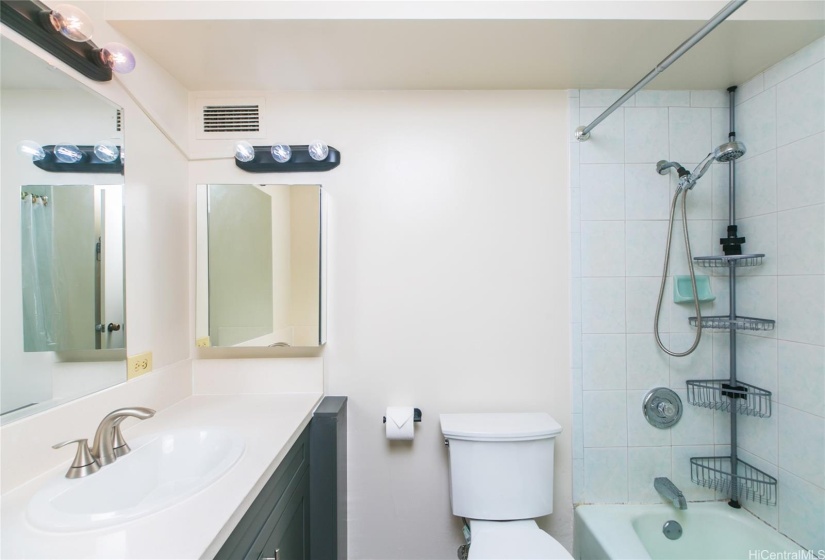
735, 73, 765, 106
735, 334, 778, 396
778, 469, 825, 551
635, 91, 690, 108
628, 447, 672, 503
571, 232, 581, 278
670, 389, 715, 446
676, 172, 714, 220
569, 96, 581, 142
625, 221, 669, 277
711, 162, 730, 221
571, 188, 581, 233
777, 405, 825, 488
669, 333, 713, 387
625, 108, 669, 163
778, 275, 825, 346
583, 448, 629, 503
735, 151, 777, 219
669, 284, 719, 335
627, 334, 670, 389
669, 108, 712, 164
735, 276, 778, 337
626, 277, 669, 334
764, 36, 825, 89
737, 213, 778, 276
625, 165, 670, 220
691, 90, 730, 108
738, 449, 779, 529
711, 107, 732, 149
572, 413, 584, 459
582, 278, 626, 334
581, 164, 625, 220
581, 90, 634, 108
572, 322, 583, 369
570, 141, 581, 187
628, 390, 671, 447
583, 390, 628, 447
671, 445, 716, 501
777, 132, 825, 211
777, 341, 825, 418
572, 458, 584, 504
776, 61, 825, 147
572, 368, 583, 415
580, 107, 625, 164
667, 220, 715, 278
737, 87, 777, 161
571, 278, 582, 323
581, 221, 625, 277
583, 334, 626, 391
738, 412, 778, 465
778, 205, 825, 275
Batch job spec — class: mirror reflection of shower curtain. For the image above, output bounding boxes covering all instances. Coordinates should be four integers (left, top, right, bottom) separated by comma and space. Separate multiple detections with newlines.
21, 193, 60, 351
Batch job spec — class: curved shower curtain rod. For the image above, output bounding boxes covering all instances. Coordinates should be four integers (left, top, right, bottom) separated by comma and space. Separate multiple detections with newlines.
575, 0, 748, 142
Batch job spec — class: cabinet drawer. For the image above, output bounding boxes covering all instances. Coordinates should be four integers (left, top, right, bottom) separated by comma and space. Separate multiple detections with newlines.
254, 469, 309, 560
215, 427, 309, 560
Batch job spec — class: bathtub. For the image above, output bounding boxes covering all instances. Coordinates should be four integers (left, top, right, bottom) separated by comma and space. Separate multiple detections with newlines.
575, 503, 814, 560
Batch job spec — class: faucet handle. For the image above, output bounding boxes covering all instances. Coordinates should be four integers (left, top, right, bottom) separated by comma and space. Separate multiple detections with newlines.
53, 439, 100, 479
112, 422, 132, 458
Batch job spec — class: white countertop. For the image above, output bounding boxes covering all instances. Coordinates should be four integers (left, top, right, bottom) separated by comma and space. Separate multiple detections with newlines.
0, 393, 323, 560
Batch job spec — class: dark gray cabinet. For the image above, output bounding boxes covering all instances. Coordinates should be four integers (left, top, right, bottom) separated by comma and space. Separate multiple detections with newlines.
215, 396, 347, 560
215, 428, 309, 560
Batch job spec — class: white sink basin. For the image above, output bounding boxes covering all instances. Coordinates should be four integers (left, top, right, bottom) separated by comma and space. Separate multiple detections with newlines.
27, 427, 245, 532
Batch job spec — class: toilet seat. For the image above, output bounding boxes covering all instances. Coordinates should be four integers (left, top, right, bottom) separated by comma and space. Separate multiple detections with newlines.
467, 519, 573, 560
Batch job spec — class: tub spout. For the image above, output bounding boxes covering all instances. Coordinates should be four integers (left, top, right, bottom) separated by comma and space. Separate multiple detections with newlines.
655, 477, 687, 510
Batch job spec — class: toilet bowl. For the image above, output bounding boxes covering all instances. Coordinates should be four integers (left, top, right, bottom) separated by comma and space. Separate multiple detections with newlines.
467, 519, 572, 560
440, 413, 572, 560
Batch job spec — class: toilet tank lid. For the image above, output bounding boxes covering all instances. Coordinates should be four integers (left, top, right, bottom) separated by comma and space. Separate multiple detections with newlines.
440, 413, 562, 441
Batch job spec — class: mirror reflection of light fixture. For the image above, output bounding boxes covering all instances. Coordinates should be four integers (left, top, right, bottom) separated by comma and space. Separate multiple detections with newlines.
234, 142, 341, 173
0, 1, 136, 82
19, 143, 124, 173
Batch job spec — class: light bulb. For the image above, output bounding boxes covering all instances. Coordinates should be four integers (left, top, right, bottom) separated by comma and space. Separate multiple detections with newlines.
17, 141, 45, 161
271, 144, 292, 163
234, 141, 255, 163
54, 143, 84, 164
308, 140, 329, 161
93, 141, 119, 162
48, 4, 94, 42
98, 42, 136, 74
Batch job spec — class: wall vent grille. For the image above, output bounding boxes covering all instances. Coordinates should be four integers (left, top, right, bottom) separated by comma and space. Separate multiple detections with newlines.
202, 104, 260, 133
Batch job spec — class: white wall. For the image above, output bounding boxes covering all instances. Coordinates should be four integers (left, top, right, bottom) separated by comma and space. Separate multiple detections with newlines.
188, 89, 572, 558
733, 37, 825, 551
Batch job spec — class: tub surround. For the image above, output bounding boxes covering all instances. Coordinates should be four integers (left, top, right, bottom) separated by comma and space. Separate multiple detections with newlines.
0, 392, 323, 559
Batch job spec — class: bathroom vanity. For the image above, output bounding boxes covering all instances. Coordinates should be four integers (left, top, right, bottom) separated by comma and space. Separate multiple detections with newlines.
0, 393, 346, 559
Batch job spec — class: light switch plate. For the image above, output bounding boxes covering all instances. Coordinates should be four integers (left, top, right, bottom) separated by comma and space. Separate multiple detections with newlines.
127, 351, 153, 380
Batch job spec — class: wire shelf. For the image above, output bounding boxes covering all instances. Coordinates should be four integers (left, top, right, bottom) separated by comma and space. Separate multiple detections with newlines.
689, 315, 775, 331
690, 456, 777, 506
694, 254, 765, 268
686, 379, 772, 417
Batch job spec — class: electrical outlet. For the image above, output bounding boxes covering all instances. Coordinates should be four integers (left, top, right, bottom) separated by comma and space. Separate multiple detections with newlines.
127, 351, 153, 380
196, 336, 211, 348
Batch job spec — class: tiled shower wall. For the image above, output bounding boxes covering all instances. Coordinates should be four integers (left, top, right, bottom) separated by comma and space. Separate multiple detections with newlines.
569, 36, 824, 551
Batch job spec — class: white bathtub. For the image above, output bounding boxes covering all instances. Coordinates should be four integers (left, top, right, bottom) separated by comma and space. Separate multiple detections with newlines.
575, 503, 812, 560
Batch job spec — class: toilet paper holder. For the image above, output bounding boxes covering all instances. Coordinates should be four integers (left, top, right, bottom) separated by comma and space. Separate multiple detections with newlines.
383, 408, 422, 423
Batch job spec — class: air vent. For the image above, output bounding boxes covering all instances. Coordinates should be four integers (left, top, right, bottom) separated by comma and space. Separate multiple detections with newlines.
202, 104, 260, 134
116, 110, 122, 132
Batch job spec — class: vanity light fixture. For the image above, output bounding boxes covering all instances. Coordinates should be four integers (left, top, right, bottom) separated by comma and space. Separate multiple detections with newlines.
0, 0, 136, 81
20, 143, 124, 173
234, 142, 341, 173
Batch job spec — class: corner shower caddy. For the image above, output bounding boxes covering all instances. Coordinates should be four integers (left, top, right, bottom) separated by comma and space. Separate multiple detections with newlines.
684, 86, 777, 508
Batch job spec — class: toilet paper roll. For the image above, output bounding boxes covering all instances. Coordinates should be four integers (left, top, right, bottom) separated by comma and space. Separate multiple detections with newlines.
385, 407, 415, 440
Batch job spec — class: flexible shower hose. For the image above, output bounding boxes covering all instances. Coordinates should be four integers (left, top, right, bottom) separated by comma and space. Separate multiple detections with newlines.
654, 187, 703, 357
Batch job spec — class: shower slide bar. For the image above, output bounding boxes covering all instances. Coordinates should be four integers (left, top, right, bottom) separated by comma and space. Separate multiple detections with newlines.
575, 0, 748, 141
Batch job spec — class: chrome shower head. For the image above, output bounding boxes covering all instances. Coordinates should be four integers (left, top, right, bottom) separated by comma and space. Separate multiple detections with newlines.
713, 141, 747, 162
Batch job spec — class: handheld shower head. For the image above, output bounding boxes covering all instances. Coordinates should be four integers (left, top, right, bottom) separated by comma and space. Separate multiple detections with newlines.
656, 160, 687, 176
713, 141, 747, 162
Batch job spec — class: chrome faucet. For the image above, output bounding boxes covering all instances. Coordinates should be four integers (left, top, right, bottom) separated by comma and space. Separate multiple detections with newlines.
655, 477, 687, 510
91, 407, 155, 466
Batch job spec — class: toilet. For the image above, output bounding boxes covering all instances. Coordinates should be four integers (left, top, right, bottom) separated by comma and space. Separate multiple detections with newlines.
440, 413, 572, 560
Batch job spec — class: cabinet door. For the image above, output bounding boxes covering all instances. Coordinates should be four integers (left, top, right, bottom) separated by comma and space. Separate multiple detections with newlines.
257, 469, 310, 560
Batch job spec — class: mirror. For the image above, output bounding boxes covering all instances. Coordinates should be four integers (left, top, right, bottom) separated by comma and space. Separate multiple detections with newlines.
196, 184, 325, 348
1, 36, 126, 424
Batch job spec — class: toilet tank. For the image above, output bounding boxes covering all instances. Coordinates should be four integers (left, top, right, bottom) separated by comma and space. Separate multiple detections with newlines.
440, 413, 562, 520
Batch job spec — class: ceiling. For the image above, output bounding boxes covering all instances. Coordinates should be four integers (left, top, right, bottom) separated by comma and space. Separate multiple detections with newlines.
110, 16, 824, 92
